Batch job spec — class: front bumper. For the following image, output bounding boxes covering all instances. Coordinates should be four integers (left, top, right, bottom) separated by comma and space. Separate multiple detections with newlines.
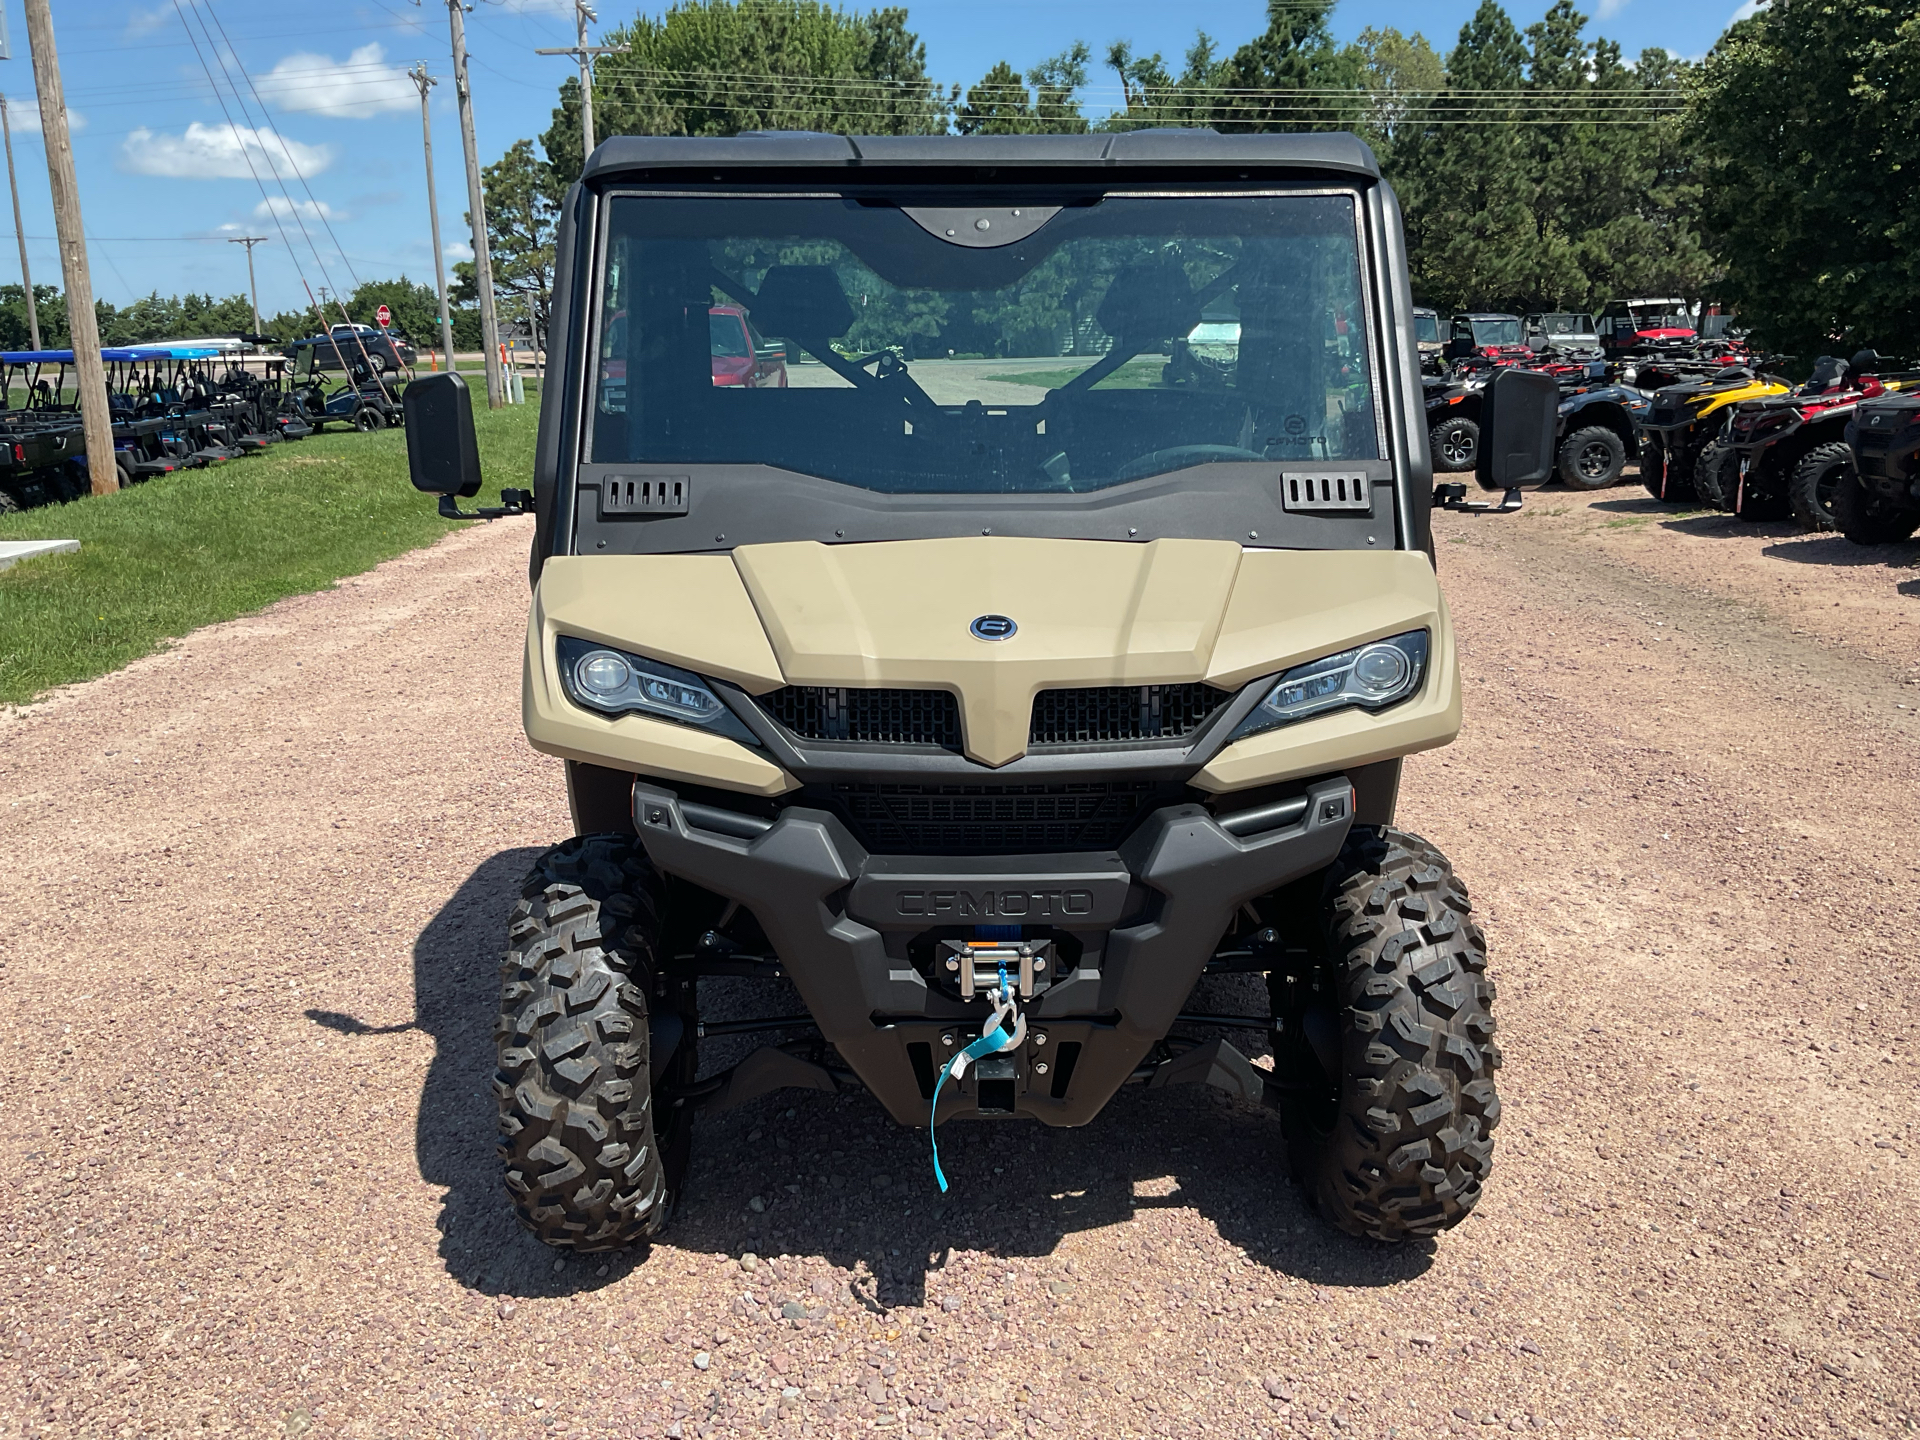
632, 775, 1355, 1127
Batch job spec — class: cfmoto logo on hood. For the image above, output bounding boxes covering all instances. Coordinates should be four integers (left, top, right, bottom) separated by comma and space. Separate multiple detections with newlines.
970, 614, 1017, 641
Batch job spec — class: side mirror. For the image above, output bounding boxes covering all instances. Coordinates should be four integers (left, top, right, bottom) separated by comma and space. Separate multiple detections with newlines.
1474, 367, 1558, 492
402, 371, 532, 520
404, 372, 481, 499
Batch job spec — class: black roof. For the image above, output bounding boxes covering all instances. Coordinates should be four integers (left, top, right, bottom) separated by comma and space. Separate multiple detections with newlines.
581, 129, 1381, 183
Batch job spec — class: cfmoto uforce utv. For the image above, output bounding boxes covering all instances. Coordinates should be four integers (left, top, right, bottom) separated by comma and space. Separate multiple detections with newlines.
404, 132, 1555, 1253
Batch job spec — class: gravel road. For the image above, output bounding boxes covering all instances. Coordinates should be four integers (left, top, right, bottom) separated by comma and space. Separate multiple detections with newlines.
2, 488, 1916, 1440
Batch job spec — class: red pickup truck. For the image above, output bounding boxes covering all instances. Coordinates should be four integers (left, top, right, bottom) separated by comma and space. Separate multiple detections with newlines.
708, 304, 787, 388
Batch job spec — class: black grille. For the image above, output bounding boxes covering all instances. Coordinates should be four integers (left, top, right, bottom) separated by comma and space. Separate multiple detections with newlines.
759, 687, 961, 749
827, 780, 1159, 854
1029, 683, 1230, 746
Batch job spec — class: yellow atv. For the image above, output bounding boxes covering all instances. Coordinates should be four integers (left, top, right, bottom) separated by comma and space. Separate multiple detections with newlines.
403, 131, 1557, 1252
1637, 362, 1789, 504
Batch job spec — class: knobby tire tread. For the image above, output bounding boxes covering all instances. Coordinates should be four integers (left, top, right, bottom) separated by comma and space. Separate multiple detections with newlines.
1692, 439, 1737, 511
1787, 441, 1854, 532
1285, 826, 1501, 1242
496, 834, 684, 1252
1832, 470, 1920, 545
1558, 425, 1626, 490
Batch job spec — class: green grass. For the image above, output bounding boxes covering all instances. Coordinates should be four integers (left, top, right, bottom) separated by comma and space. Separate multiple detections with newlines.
982, 358, 1169, 390
0, 390, 539, 705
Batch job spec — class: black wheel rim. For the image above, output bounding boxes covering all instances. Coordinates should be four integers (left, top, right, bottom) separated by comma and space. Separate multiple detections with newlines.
1814, 462, 1847, 517
1441, 429, 1474, 467
1577, 441, 1613, 479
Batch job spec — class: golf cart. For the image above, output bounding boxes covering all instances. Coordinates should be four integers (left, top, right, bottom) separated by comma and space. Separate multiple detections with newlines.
286, 334, 405, 431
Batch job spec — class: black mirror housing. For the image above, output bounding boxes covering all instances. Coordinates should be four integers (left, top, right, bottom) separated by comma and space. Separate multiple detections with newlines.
404, 372, 482, 498
1473, 368, 1558, 492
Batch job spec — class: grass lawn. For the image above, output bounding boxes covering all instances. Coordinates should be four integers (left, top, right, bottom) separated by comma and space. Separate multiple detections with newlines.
982, 358, 1169, 390
0, 387, 539, 706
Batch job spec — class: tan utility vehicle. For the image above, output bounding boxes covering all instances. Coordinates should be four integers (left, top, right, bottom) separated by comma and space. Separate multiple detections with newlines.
404, 131, 1556, 1252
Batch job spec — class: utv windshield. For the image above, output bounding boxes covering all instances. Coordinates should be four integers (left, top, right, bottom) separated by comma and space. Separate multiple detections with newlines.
1541, 313, 1594, 337
1469, 318, 1523, 347
1413, 312, 1440, 345
588, 191, 1382, 493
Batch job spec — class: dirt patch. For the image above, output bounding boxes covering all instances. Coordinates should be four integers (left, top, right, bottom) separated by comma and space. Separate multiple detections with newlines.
0, 505, 1914, 1439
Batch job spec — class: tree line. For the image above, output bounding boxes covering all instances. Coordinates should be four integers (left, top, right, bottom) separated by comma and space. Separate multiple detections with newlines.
0, 278, 487, 355
21, 0, 1900, 367
515, 0, 1918, 364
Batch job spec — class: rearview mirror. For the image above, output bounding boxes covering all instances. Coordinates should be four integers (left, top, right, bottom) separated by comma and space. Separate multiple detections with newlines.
1473, 368, 1558, 492
403, 372, 481, 499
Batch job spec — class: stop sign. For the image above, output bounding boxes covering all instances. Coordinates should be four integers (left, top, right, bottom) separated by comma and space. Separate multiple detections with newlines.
375, 304, 391, 328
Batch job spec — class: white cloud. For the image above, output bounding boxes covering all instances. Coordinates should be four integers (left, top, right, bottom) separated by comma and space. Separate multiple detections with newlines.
263, 43, 417, 119
443, 239, 474, 261
120, 122, 334, 180
1596, 0, 1629, 16
1728, 0, 1767, 21
125, 5, 173, 39
254, 196, 344, 222
4, 101, 88, 134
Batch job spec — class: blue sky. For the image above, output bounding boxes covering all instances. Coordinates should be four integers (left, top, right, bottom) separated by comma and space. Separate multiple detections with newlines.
1, 0, 1758, 322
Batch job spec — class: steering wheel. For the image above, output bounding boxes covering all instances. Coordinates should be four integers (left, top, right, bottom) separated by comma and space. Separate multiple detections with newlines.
1113, 444, 1266, 482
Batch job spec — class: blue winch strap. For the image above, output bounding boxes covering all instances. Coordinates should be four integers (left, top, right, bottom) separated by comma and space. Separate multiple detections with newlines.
930, 1023, 1007, 1193
930, 960, 1020, 1193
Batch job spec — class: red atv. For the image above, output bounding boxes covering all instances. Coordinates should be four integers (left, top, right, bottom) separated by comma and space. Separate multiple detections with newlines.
1718, 352, 1917, 526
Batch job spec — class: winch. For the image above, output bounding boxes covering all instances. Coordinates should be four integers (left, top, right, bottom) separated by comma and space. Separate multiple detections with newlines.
938, 937, 1055, 1000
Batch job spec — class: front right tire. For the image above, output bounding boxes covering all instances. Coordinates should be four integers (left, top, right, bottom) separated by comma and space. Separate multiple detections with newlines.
496, 836, 692, 1251
1557, 425, 1626, 489
1833, 468, 1920, 545
1279, 828, 1501, 1242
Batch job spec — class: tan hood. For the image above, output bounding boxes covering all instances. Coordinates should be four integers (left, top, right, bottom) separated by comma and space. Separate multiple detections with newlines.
527, 538, 1456, 779
733, 538, 1240, 766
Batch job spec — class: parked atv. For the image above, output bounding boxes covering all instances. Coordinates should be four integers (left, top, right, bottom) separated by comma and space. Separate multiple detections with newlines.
1836, 392, 1920, 544
1425, 374, 1481, 472
1718, 352, 1919, 527
1554, 382, 1649, 489
1639, 364, 1790, 503
401, 130, 1558, 1253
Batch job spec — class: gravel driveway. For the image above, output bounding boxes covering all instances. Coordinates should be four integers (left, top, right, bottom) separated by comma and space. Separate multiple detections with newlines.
1, 491, 1915, 1440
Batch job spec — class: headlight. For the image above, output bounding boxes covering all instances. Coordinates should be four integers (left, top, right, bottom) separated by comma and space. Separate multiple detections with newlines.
555, 636, 760, 746
1230, 630, 1430, 739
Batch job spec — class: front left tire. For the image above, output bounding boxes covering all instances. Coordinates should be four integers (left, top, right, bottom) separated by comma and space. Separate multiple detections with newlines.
1278, 828, 1501, 1242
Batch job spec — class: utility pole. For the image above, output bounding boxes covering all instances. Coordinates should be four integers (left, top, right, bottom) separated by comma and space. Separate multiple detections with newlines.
407, 63, 458, 373
227, 235, 265, 335
536, 1, 622, 160
447, 0, 503, 408
22, 0, 114, 493
1, 96, 38, 351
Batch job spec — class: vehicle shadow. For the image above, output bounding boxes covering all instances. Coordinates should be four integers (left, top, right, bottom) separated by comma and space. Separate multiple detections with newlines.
338, 851, 1438, 1307
1761, 534, 1920, 568
1587, 495, 1670, 514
